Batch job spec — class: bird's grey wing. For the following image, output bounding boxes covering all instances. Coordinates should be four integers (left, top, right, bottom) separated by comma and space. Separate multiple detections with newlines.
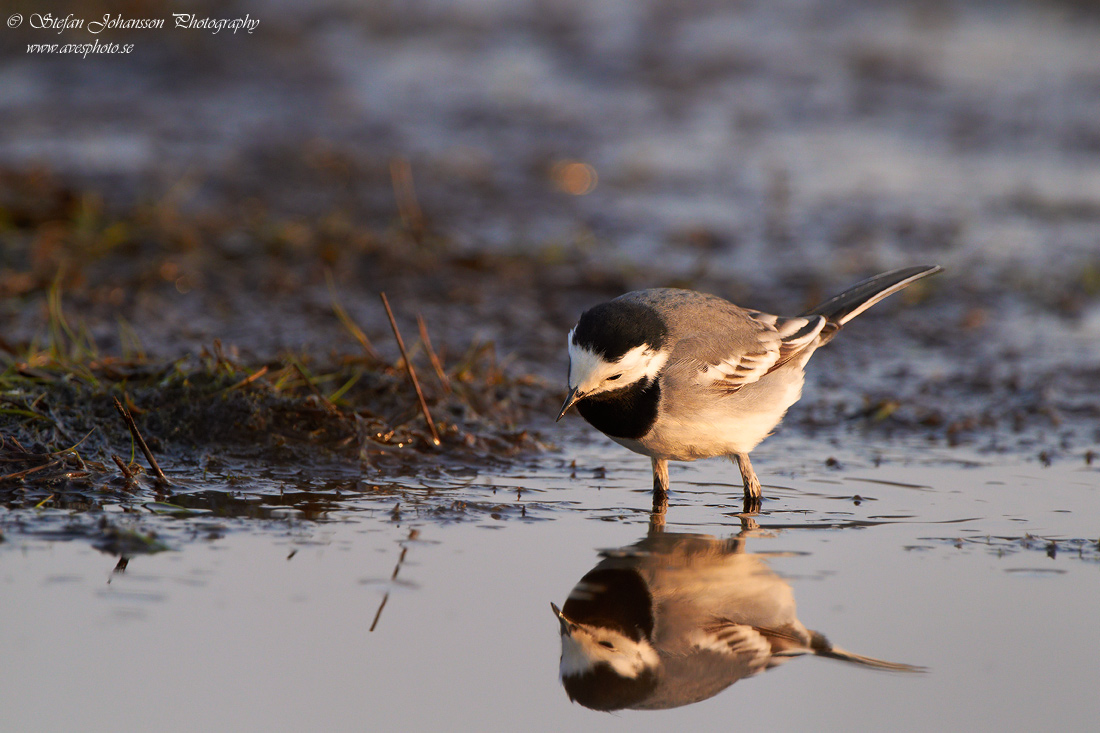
750, 623, 815, 659
694, 619, 818, 672
688, 621, 773, 675
667, 309, 827, 393
746, 310, 829, 373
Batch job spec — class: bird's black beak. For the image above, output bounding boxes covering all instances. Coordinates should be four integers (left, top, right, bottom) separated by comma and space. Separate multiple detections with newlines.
551, 602, 576, 636
556, 387, 581, 422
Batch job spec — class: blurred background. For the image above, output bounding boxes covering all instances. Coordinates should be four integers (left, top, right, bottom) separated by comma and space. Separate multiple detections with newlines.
2, 0, 1100, 377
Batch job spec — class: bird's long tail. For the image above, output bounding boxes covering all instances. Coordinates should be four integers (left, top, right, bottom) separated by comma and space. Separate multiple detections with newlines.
809, 631, 926, 672
803, 265, 942, 327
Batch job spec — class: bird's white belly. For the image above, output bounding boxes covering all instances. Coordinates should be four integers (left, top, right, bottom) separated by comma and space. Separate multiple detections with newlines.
615, 364, 808, 462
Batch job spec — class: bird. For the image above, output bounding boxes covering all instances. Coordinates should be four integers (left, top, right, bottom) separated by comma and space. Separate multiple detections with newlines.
556, 265, 942, 511
552, 530, 922, 711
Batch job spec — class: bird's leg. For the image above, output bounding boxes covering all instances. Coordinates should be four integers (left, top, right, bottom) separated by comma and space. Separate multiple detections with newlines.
732, 452, 762, 514
648, 508, 666, 534
733, 452, 762, 497
651, 457, 669, 516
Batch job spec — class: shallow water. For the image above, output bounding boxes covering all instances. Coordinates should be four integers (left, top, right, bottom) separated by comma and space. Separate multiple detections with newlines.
3, 432, 1098, 732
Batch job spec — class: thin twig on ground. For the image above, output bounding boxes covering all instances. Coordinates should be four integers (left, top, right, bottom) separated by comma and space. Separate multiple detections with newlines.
112, 454, 134, 480
112, 397, 169, 485
380, 293, 441, 446
417, 313, 451, 394
0, 460, 61, 482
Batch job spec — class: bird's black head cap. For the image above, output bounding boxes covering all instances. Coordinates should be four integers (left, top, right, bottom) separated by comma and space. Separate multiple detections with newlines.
572, 299, 667, 361
562, 567, 655, 643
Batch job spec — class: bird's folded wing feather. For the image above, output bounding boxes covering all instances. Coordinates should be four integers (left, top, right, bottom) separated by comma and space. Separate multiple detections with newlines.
672, 311, 827, 392
689, 622, 773, 675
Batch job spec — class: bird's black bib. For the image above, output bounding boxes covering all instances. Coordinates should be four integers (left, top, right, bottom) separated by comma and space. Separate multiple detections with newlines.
577, 378, 660, 441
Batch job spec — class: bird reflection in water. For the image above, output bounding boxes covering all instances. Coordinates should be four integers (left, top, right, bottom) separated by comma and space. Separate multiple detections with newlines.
552, 521, 921, 711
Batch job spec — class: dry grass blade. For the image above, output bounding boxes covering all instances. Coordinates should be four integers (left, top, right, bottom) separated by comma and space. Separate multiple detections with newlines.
416, 313, 451, 394
0, 459, 62, 482
390, 156, 424, 238
113, 397, 169, 485
327, 271, 381, 361
224, 365, 269, 393
49, 426, 97, 458
380, 293, 441, 446
289, 359, 337, 413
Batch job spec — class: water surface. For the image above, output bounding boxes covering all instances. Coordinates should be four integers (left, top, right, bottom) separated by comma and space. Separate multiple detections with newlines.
3, 436, 1097, 732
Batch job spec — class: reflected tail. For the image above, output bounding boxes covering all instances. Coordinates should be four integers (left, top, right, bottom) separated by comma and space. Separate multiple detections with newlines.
810, 631, 927, 673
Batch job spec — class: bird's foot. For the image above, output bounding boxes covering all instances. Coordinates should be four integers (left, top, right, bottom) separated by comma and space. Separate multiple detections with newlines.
742, 473, 761, 500
733, 453, 763, 511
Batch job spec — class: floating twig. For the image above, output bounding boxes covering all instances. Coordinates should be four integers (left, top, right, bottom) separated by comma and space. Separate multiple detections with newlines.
368, 593, 389, 633
370, 528, 419, 632
417, 313, 451, 394
112, 397, 169, 485
380, 293, 441, 446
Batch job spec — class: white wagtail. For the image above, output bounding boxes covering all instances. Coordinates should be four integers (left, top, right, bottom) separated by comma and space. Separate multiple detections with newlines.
556, 265, 942, 509
552, 531, 921, 711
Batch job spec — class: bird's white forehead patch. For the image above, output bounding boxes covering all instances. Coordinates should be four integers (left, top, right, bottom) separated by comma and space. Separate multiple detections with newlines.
559, 632, 596, 677
567, 331, 668, 394
558, 626, 659, 679
566, 339, 607, 390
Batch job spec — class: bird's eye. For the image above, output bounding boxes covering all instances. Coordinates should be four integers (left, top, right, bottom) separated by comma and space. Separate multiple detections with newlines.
606, 374, 622, 381
598, 641, 615, 649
